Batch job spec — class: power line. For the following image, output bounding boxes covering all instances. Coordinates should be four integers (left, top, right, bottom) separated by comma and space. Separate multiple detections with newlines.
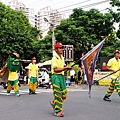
60, 8, 109, 17
29, 0, 91, 11
39, 6, 110, 33
58, 0, 109, 16
59, 0, 109, 13
28, 0, 108, 14
56, 0, 91, 10
36, 0, 109, 18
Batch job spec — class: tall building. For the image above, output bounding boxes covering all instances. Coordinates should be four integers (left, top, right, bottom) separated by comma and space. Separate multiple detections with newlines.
50, 9, 61, 26
6, 1, 66, 37
37, 6, 64, 37
7, 0, 35, 27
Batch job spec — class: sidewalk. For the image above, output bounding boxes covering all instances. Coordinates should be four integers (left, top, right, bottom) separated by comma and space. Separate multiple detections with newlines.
68, 84, 108, 89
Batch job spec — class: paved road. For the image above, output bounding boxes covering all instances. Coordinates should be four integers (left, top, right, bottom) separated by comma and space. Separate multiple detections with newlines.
0, 85, 120, 120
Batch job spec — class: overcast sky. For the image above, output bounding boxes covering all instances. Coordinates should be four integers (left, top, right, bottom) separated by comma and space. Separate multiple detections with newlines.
1, 0, 111, 15
1, 0, 118, 29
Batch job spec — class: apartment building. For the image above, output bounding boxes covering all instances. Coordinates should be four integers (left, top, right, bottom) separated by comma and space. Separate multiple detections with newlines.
6, 0, 66, 37
37, 6, 64, 36
7, 0, 35, 27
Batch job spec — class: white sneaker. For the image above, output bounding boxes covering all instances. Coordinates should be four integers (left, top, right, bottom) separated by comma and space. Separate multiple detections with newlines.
7, 93, 10, 96
16, 94, 20, 97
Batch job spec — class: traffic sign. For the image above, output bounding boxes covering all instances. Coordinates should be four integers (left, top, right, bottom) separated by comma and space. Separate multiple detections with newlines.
63, 45, 74, 61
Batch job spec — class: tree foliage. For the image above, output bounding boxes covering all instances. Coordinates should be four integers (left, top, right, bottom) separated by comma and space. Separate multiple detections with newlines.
109, 0, 120, 39
110, 0, 120, 7
1, 0, 120, 66
39, 6, 120, 61
55, 8, 117, 60
34, 34, 52, 61
0, 2, 41, 66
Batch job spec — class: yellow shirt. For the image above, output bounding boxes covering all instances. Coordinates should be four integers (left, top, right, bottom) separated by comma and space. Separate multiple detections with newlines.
51, 52, 65, 75
28, 63, 38, 77
8, 70, 18, 81
107, 57, 120, 79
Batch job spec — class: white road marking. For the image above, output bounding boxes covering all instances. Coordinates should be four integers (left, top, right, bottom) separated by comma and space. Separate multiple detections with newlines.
0, 88, 96, 95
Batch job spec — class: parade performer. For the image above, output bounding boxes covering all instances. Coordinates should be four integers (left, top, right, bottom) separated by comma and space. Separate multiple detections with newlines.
103, 50, 120, 101
0, 53, 21, 96
50, 42, 72, 117
28, 57, 38, 95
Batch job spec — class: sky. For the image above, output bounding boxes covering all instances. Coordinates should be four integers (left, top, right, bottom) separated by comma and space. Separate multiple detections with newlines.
1, 0, 119, 30
1, 0, 111, 15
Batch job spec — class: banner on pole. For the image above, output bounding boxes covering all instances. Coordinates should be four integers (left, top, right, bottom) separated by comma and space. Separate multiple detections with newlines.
82, 40, 105, 96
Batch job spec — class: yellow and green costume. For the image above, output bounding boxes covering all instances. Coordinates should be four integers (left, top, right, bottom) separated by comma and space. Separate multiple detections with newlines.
104, 57, 120, 98
51, 52, 67, 113
28, 63, 38, 94
6, 54, 20, 95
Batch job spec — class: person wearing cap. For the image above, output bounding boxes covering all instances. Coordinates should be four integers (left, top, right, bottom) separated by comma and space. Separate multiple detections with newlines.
50, 42, 72, 117
28, 57, 38, 95
103, 50, 120, 101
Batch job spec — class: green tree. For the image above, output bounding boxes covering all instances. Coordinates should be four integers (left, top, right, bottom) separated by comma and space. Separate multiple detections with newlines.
37, 1, 120, 62
109, 0, 120, 39
55, 8, 115, 60
35, 34, 52, 61
110, 0, 120, 7
100, 32, 120, 57
0, 2, 41, 66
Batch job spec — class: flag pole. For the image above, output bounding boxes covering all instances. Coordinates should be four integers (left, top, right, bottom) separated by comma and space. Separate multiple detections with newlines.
71, 57, 82, 67
97, 69, 120, 81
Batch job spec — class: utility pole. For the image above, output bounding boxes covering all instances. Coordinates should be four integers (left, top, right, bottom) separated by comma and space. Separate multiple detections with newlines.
44, 17, 56, 55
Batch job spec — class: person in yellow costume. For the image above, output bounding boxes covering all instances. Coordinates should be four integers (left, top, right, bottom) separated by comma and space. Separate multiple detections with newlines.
6, 53, 21, 97
103, 50, 120, 101
28, 57, 38, 95
50, 42, 72, 117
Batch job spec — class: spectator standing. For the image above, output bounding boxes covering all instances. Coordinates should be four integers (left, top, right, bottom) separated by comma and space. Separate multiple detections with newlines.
70, 68, 76, 85
78, 67, 83, 85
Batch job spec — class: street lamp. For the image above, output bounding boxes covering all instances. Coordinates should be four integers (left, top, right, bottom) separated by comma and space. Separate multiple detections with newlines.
44, 17, 56, 55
